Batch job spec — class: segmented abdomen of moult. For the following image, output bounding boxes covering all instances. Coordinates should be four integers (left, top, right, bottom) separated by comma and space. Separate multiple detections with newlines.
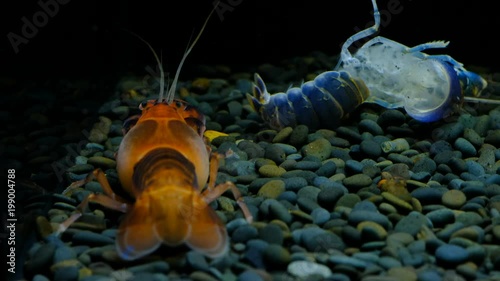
248, 71, 371, 131
339, 37, 462, 122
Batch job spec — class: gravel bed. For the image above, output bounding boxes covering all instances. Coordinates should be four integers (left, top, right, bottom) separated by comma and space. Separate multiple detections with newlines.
17, 52, 500, 281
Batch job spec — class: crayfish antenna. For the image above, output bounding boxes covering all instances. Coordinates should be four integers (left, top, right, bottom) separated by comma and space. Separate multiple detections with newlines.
335, 0, 381, 70
165, 2, 219, 104
463, 96, 500, 105
127, 31, 166, 102
462, 75, 500, 105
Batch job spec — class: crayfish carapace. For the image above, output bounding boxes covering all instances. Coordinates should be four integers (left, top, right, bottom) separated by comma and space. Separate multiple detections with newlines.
57, 5, 252, 260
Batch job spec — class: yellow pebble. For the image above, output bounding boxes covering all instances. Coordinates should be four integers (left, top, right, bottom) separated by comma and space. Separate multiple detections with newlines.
36, 216, 53, 238
129, 89, 139, 98
79, 267, 93, 279
290, 210, 313, 221
192, 77, 211, 92
357, 221, 388, 240
179, 87, 190, 98
204, 130, 228, 142
269, 220, 290, 232
50, 259, 82, 272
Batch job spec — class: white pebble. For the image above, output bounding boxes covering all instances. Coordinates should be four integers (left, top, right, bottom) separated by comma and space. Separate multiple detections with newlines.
287, 260, 332, 278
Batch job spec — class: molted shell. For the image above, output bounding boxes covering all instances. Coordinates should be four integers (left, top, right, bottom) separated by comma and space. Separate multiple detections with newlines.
247, 71, 369, 130
339, 37, 477, 122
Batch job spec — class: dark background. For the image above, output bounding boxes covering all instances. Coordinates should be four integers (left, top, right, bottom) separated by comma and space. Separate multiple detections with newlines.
1, 1, 499, 280
2, 0, 499, 84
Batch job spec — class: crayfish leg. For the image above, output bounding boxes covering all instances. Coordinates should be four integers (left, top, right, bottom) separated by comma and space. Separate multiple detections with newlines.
205, 152, 253, 223
206, 151, 223, 191
202, 181, 253, 224
405, 40, 449, 54
62, 168, 130, 203
56, 169, 131, 235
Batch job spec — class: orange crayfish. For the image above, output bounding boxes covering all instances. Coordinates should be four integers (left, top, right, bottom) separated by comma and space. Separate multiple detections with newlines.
377, 164, 412, 202
57, 6, 252, 260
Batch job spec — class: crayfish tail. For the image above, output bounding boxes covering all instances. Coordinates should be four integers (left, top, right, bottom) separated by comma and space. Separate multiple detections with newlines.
117, 189, 196, 260
246, 73, 271, 113
246, 93, 263, 113
185, 195, 228, 258
116, 196, 163, 260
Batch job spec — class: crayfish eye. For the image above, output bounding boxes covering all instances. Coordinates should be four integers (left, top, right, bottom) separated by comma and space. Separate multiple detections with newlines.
139, 101, 148, 109
175, 100, 183, 108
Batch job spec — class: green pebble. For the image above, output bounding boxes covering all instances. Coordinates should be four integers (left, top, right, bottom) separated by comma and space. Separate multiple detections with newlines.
387, 267, 417, 281
258, 165, 286, 177
290, 209, 313, 221
273, 127, 293, 143
128, 260, 170, 274
329, 173, 346, 182
88, 116, 112, 143
66, 164, 94, 174
343, 174, 372, 188
456, 212, 483, 226
387, 232, 415, 246
456, 263, 478, 280
314, 129, 337, 141
263, 244, 291, 268
493, 225, 500, 240
329, 158, 345, 169
87, 156, 116, 169
211, 136, 236, 147
257, 180, 286, 199
255, 158, 276, 169
53, 202, 76, 211
442, 189, 467, 209
111, 106, 129, 117
382, 192, 413, 211
36, 216, 53, 238
50, 214, 68, 224
357, 221, 387, 241
376, 160, 394, 169
379, 202, 398, 214
478, 144, 497, 173
259, 223, 284, 245
50, 259, 82, 271
335, 193, 361, 209
451, 226, 484, 243
189, 271, 219, 281
290, 125, 309, 146
302, 138, 332, 161
485, 129, 500, 146
464, 128, 483, 147
217, 196, 235, 212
